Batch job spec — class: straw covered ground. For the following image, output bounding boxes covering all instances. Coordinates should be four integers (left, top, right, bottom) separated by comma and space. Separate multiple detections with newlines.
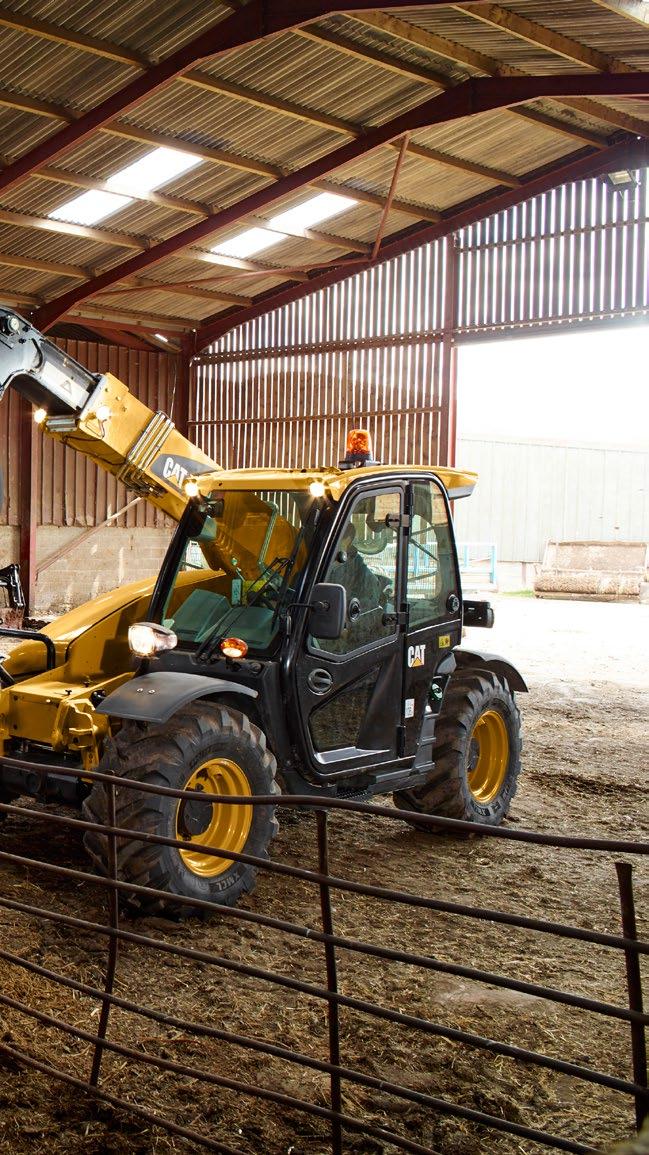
0, 596, 647, 1155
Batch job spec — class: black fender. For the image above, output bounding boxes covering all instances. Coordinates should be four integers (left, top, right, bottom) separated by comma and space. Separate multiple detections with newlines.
96, 671, 257, 724
453, 648, 528, 693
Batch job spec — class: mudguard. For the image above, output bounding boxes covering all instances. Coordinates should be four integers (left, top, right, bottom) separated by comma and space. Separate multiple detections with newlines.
96, 671, 257, 724
453, 648, 528, 692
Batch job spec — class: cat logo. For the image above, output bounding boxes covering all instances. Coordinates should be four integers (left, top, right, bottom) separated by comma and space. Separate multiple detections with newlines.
150, 453, 214, 493
162, 455, 191, 489
407, 643, 426, 668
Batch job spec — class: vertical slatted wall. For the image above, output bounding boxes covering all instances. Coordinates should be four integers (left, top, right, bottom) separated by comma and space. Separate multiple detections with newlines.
1, 341, 178, 528
192, 240, 453, 471
456, 169, 649, 335
194, 169, 648, 471
3, 171, 645, 528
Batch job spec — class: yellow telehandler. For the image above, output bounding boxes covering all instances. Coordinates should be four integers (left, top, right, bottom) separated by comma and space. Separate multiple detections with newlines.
0, 307, 526, 915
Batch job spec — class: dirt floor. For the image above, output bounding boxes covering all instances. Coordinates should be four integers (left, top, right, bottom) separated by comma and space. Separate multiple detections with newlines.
0, 595, 647, 1155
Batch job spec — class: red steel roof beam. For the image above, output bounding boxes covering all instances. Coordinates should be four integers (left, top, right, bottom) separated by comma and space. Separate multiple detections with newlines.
0, 2, 272, 199
0, 0, 502, 202
371, 132, 410, 261
34, 71, 649, 331
194, 136, 649, 349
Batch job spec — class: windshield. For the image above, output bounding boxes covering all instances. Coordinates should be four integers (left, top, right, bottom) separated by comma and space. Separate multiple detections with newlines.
160, 488, 318, 655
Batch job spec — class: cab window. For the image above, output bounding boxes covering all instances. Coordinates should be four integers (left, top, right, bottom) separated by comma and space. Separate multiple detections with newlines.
406, 481, 459, 627
311, 491, 400, 654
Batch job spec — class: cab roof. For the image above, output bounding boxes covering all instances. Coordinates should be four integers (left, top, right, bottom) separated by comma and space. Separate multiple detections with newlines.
197, 464, 477, 501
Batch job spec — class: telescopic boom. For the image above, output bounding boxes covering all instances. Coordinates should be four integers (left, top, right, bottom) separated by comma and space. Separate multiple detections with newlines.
0, 307, 219, 523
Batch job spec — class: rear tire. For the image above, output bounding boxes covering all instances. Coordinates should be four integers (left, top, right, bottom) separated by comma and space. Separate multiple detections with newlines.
83, 702, 279, 918
394, 669, 521, 827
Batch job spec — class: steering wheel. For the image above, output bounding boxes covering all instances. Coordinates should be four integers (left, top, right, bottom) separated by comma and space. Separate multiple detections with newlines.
246, 556, 290, 610
250, 578, 282, 609
356, 527, 389, 556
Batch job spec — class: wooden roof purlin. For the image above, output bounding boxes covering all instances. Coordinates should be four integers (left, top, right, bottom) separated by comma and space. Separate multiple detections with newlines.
0, 0, 643, 343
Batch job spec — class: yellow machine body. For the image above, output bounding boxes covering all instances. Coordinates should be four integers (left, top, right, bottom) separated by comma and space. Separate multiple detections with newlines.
0, 567, 230, 769
0, 309, 477, 775
0, 466, 475, 771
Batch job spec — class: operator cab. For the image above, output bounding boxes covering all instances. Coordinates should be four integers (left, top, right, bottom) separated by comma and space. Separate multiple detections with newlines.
134, 482, 321, 663
125, 433, 474, 790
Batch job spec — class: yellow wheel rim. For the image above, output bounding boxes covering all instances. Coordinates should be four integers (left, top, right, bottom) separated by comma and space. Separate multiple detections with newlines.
467, 709, 509, 804
176, 758, 252, 878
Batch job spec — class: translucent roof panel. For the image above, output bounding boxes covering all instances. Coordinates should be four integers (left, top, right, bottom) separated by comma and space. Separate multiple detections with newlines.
49, 189, 132, 225
269, 191, 357, 232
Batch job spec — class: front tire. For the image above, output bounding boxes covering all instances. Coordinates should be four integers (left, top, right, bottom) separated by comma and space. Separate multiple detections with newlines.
83, 703, 279, 917
394, 670, 522, 826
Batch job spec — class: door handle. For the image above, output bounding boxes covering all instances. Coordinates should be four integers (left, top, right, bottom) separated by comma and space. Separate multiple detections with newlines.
348, 597, 361, 622
307, 667, 333, 695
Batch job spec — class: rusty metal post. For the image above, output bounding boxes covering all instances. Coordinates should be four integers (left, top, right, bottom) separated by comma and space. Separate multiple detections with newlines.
18, 399, 39, 616
438, 234, 458, 467
316, 809, 343, 1155
615, 861, 649, 1131
89, 774, 120, 1087
173, 340, 193, 440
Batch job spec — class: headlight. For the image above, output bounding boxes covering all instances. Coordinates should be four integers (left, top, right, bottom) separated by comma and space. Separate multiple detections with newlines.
128, 622, 178, 658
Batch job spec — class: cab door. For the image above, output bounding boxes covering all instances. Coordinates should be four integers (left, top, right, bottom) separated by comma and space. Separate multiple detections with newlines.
291, 485, 407, 780
400, 477, 463, 757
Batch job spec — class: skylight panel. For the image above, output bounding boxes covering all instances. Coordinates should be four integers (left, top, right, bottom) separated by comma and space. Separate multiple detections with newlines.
48, 147, 202, 227
49, 189, 132, 226
209, 193, 357, 261
107, 147, 201, 194
212, 228, 284, 260
269, 192, 356, 233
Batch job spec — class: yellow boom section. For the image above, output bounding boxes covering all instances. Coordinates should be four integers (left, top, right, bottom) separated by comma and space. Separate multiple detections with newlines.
0, 307, 220, 523
42, 371, 219, 523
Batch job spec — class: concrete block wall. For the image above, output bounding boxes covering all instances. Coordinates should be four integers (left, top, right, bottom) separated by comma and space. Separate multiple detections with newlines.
0, 526, 170, 616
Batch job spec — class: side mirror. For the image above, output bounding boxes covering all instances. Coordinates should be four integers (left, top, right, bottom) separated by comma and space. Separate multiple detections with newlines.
309, 582, 347, 639
463, 600, 495, 628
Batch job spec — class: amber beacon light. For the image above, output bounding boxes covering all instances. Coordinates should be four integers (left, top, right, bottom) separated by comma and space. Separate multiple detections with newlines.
340, 428, 378, 469
220, 637, 249, 660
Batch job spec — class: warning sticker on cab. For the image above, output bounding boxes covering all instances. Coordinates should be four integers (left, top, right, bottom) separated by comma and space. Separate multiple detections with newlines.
438, 634, 451, 649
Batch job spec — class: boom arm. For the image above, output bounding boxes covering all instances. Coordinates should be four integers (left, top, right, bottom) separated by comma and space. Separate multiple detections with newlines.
0, 307, 219, 523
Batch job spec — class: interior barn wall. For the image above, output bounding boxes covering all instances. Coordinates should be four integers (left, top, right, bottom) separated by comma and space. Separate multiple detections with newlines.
0, 525, 169, 615
0, 340, 177, 615
193, 169, 649, 476
192, 238, 455, 471
455, 168, 649, 338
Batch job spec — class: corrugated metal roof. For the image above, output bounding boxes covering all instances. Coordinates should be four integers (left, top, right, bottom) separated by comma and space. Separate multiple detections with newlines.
416, 108, 591, 174
0, 221, 120, 266
121, 82, 334, 171
0, 0, 644, 339
2, 0, 231, 62
202, 27, 438, 123
505, 0, 649, 63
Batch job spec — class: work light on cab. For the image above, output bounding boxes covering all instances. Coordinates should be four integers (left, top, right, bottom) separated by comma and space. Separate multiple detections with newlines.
340, 428, 378, 468
128, 622, 178, 658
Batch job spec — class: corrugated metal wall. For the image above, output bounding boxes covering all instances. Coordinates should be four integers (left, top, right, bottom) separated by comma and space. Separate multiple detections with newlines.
193, 169, 648, 473
2, 341, 177, 528
453, 437, 649, 563
456, 169, 649, 337
2, 170, 645, 531
192, 238, 455, 470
